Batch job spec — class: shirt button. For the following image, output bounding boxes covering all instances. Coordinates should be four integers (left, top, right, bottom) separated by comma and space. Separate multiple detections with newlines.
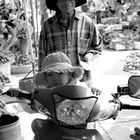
68, 42, 71, 46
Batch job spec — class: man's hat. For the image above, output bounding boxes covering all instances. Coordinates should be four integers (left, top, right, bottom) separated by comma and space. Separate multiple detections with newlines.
46, 0, 87, 11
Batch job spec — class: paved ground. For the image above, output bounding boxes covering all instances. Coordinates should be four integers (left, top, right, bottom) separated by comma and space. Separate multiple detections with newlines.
1, 48, 140, 140
90, 48, 140, 140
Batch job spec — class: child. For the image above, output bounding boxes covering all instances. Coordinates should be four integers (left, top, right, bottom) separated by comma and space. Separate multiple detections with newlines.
5, 52, 101, 133
4, 52, 121, 139
34, 52, 84, 89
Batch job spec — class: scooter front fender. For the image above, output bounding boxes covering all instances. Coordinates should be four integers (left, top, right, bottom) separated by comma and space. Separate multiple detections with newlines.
34, 120, 104, 140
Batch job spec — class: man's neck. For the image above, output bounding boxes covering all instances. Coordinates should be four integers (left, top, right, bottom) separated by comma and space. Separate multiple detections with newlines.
59, 10, 75, 27
61, 10, 74, 20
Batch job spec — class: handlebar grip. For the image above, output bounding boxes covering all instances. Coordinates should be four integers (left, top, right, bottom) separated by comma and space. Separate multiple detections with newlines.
117, 85, 129, 94
17, 91, 32, 100
121, 103, 140, 110
3, 88, 32, 100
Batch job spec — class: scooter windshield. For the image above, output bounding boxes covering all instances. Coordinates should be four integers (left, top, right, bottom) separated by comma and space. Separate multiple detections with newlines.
53, 94, 98, 126
33, 99, 51, 116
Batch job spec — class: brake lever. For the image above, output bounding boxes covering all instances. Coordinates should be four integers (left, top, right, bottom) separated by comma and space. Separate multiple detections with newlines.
0, 100, 15, 117
109, 93, 121, 104
0, 100, 5, 109
5, 100, 31, 105
111, 91, 128, 100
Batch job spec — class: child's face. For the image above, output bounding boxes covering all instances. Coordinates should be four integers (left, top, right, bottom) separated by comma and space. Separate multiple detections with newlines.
45, 72, 71, 88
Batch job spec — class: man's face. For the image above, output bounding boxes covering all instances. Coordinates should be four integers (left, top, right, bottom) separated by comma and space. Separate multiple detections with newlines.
56, 0, 76, 14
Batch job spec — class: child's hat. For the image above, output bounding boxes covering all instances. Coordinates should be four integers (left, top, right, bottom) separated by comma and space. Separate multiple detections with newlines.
34, 52, 84, 87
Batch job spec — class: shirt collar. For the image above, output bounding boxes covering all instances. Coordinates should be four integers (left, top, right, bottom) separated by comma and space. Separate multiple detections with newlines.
74, 9, 81, 20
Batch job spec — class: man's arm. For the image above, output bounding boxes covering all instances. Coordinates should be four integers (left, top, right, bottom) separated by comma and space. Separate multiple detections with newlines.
84, 23, 103, 63
88, 23, 103, 54
38, 24, 47, 71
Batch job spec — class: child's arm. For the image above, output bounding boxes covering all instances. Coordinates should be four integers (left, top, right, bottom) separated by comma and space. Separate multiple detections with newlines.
2, 88, 37, 114
4, 88, 44, 112
3, 88, 32, 100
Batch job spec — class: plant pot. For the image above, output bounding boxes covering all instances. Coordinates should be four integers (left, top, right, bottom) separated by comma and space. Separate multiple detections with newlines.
0, 62, 11, 75
134, 41, 140, 50
0, 114, 22, 140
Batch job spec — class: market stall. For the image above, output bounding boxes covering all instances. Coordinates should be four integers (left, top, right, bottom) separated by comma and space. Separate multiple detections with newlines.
0, 0, 39, 93
0, 1, 140, 140
97, 0, 140, 51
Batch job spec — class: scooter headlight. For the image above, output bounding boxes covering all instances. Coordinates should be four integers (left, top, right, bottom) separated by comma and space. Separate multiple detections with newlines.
54, 95, 97, 125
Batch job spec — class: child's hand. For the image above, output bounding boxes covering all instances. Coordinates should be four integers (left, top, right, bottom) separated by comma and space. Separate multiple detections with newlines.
3, 88, 31, 100
91, 87, 102, 96
4, 88, 20, 97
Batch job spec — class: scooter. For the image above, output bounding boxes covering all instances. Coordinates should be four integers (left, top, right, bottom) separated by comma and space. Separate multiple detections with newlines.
1, 75, 140, 140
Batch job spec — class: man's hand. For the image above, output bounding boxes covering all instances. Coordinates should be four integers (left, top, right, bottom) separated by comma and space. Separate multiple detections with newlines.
84, 53, 98, 63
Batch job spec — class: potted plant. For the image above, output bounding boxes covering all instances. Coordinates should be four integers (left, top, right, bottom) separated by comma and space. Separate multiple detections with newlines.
132, 24, 140, 50
11, 52, 32, 74
0, 51, 14, 75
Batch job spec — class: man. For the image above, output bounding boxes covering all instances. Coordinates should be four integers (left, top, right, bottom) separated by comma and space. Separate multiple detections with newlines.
38, 0, 102, 87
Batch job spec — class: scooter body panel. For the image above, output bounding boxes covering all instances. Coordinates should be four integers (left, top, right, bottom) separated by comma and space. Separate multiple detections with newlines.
34, 120, 104, 140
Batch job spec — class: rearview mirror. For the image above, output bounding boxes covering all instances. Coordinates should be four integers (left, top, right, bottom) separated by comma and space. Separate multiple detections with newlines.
128, 75, 140, 99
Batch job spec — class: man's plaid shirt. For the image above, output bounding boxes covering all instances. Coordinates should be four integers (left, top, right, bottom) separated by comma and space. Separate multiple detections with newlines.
38, 10, 102, 70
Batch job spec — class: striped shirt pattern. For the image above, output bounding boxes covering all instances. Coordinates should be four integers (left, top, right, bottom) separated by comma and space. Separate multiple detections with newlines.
39, 10, 102, 70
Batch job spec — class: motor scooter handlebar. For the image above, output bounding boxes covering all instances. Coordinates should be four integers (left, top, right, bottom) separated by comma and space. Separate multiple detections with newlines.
2, 88, 32, 100
121, 103, 140, 110
0, 89, 32, 109
5, 100, 31, 106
